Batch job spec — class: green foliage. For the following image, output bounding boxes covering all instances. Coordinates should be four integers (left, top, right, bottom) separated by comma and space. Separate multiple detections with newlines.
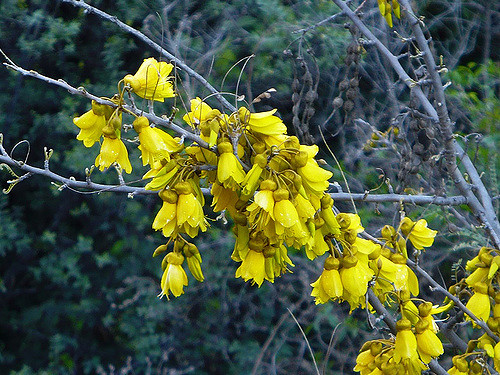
447, 60, 500, 134
0, 0, 497, 374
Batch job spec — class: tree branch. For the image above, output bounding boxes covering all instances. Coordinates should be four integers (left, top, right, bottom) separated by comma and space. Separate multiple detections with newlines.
330, 0, 500, 248
61, 0, 236, 113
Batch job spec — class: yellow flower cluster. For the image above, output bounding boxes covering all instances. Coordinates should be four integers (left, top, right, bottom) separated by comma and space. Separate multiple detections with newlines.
438, 246, 500, 373
355, 303, 444, 374
179, 97, 337, 288
72, 58, 176, 174
71, 56, 499, 374
310, 215, 436, 311
457, 247, 500, 328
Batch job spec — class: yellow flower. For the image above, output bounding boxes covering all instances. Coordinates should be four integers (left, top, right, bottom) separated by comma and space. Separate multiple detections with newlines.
231, 222, 249, 262
152, 189, 178, 238
144, 159, 179, 191
400, 217, 437, 250
241, 153, 267, 198
377, 0, 400, 27
305, 219, 329, 260
297, 158, 332, 196
183, 242, 204, 282
235, 248, 266, 287
238, 107, 287, 136
211, 182, 239, 214
415, 320, 444, 363
448, 356, 469, 375
95, 136, 132, 174
466, 266, 490, 288
73, 101, 107, 147
159, 252, 188, 298
340, 255, 374, 310
217, 142, 245, 189
133, 116, 183, 167
319, 195, 341, 237
494, 342, 500, 372
354, 341, 383, 374
466, 282, 491, 326
478, 333, 495, 357
273, 189, 299, 229
175, 181, 207, 238
310, 256, 343, 304
368, 248, 397, 303
124, 57, 175, 101
183, 97, 221, 126
391, 253, 419, 296
337, 213, 364, 234
393, 319, 419, 363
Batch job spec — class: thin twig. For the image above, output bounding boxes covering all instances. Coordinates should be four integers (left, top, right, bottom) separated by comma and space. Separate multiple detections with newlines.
293, 12, 344, 34
287, 308, 321, 375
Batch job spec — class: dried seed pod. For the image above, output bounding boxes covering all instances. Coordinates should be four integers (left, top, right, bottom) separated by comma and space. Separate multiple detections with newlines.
349, 77, 359, 88
292, 78, 300, 92
345, 54, 354, 66
409, 119, 419, 131
339, 79, 349, 91
303, 71, 313, 86
425, 127, 435, 139
413, 143, 424, 155
333, 97, 344, 109
346, 88, 357, 100
343, 100, 354, 112
305, 107, 315, 119
305, 90, 317, 104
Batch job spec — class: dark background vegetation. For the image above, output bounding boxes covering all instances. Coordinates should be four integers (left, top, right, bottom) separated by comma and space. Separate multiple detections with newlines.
0, 0, 498, 374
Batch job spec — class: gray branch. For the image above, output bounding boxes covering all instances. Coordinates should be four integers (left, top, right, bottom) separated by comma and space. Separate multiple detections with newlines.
331, 0, 500, 248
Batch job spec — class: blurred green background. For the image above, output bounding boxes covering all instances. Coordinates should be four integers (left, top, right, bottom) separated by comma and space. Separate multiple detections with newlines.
0, 0, 497, 374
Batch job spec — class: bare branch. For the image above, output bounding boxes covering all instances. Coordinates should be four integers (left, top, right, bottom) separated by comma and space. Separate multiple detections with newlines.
331, 0, 500, 248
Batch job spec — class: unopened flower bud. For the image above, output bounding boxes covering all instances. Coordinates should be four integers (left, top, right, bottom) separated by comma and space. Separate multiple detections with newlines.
159, 189, 178, 203
260, 179, 277, 191
370, 342, 383, 356
174, 181, 193, 195
320, 194, 333, 209
233, 211, 247, 226
342, 255, 358, 269
253, 142, 266, 154
91, 100, 107, 116
133, 116, 149, 132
